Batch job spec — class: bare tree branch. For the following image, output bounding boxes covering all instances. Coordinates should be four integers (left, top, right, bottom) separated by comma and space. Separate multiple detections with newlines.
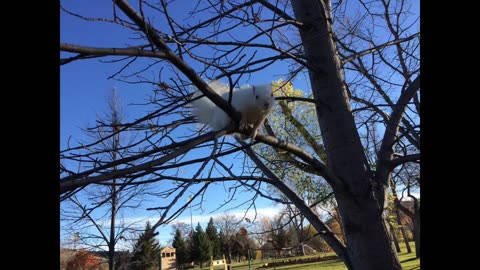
60, 129, 229, 193
114, 0, 242, 124
236, 138, 349, 263
376, 75, 420, 185
60, 43, 169, 59
341, 33, 419, 65
390, 153, 420, 168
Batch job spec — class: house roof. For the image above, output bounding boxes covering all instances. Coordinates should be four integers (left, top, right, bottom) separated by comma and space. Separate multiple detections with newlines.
161, 246, 176, 252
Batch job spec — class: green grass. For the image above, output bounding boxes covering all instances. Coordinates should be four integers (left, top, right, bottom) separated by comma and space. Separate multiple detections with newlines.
397, 242, 420, 270
201, 241, 419, 270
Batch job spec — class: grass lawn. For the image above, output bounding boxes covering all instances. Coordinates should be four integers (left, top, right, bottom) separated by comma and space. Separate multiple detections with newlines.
201, 241, 419, 270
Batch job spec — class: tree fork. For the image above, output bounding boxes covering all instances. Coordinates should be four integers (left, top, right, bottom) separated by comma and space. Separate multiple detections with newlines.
290, 0, 401, 269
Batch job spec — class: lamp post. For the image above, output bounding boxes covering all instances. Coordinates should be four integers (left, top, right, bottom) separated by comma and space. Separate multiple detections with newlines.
187, 196, 193, 233
159, 249, 163, 270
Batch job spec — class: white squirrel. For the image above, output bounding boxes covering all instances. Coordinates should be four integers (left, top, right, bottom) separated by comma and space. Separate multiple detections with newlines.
191, 80, 276, 140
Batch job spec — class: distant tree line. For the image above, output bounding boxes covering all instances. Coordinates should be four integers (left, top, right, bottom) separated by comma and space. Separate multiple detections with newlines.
172, 217, 257, 268
170, 212, 351, 268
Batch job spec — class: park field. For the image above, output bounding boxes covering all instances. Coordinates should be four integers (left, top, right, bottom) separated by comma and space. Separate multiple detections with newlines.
202, 242, 419, 270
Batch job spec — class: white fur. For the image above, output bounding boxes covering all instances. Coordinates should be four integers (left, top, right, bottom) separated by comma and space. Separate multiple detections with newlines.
191, 81, 275, 139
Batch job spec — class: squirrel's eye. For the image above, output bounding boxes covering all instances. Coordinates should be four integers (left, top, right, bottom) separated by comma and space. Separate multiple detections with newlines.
271, 93, 273, 97
255, 95, 259, 99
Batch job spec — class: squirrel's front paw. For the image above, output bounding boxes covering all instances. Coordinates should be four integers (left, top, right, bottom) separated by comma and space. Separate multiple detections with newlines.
239, 118, 248, 131
234, 133, 248, 140
249, 130, 258, 141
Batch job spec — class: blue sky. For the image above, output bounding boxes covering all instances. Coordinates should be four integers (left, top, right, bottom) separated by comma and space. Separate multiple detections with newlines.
60, 0, 295, 248
60, 0, 419, 249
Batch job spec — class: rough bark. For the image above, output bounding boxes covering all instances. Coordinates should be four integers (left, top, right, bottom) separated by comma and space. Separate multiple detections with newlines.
290, 0, 401, 269
412, 202, 420, 258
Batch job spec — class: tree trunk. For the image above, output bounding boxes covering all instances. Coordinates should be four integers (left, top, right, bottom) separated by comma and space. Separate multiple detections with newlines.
335, 196, 401, 270
227, 252, 232, 270
389, 223, 401, 253
290, 1, 401, 269
299, 243, 305, 256
413, 207, 420, 258
395, 207, 411, 253
109, 125, 119, 270
400, 226, 411, 253
109, 180, 116, 270
296, 212, 306, 256
396, 199, 419, 257
334, 205, 346, 244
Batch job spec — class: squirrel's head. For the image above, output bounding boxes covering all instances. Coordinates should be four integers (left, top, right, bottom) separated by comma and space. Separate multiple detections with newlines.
252, 84, 275, 111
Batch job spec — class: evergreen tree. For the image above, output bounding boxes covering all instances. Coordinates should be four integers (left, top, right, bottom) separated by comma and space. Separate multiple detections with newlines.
192, 222, 212, 267
218, 229, 234, 266
172, 228, 188, 269
186, 230, 195, 265
129, 222, 161, 270
205, 217, 221, 259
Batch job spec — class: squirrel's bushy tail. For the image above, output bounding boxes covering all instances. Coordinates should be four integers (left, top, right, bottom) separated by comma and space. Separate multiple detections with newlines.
191, 80, 229, 130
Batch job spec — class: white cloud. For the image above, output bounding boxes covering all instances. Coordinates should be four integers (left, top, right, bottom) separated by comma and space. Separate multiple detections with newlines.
171, 206, 281, 226
106, 208, 271, 230
83, 206, 283, 245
